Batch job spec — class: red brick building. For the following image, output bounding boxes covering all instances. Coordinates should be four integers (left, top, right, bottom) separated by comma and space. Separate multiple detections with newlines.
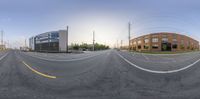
130, 32, 199, 52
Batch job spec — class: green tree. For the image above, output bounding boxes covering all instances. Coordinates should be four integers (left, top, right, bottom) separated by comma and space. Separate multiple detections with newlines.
72, 43, 79, 50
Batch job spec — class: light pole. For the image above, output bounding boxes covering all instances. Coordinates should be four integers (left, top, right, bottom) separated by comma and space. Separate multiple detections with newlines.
128, 22, 131, 51
48, 33, 50, 53
93, 31, 95, 51
25, 39, 27, 47
117, 40, 118, 49
66, 26, 69, 53
121, 40, 123, 49
0, 30, 3, 50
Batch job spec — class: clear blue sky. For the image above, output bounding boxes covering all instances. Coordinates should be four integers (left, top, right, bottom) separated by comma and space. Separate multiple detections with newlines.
0, 0, 200, 48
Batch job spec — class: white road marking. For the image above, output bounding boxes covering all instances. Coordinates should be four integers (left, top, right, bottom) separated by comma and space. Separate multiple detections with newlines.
132, 53, 135, 57
117, 51, 200, 74
22, 52, 103, 62
141, 51, 200, 56
155, 55, 177, 63
0, 53, 8, 61
141, 54, 150, 61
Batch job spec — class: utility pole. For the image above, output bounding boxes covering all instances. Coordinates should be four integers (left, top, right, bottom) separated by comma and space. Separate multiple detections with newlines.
93, 31, 95, 51
121, 40, 123, 49
48, 33, 50, 53
66, 26, 69, 53
25, 39, 27, 47
128, 22, 131, 51
117, 40, 119, 49
7, 40, 9, 49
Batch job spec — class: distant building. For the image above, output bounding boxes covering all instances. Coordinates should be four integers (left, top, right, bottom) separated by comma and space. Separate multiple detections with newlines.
29, 36, 35, 51
130, 32, 199, 52
29, 30, 68, 52
0, 45, 6, 50
20, 46, 29, 51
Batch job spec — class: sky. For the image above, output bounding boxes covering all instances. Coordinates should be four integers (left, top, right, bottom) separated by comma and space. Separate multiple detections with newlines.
0, 0, 200, 48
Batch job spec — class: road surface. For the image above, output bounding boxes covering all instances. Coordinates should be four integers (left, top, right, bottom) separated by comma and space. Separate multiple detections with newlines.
0, 50, 200, 99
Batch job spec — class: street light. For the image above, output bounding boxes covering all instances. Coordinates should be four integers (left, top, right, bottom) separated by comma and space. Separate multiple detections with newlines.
128, 22, 131, 51
66, 26, 69, 53
93, 31, 95, 51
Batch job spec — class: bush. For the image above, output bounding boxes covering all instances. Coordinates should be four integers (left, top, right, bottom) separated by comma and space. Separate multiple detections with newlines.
70, 43, 109, 51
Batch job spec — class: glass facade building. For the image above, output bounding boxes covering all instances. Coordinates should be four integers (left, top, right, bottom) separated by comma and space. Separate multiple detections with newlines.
29, 30, 67, 52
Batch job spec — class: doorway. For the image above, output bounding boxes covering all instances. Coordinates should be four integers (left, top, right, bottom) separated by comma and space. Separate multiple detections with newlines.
161, 42, 172, 51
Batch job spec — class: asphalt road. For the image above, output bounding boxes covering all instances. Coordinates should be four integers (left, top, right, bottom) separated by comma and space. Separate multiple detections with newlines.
1, 50, 200, 99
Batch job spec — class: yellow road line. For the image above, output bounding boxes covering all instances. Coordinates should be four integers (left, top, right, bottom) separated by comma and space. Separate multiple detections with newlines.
22, 61, 56, 79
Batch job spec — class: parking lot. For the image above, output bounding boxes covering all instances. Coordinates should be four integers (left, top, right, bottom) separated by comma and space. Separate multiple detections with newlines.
118, 51, 200, 71
21, 50, 109, 61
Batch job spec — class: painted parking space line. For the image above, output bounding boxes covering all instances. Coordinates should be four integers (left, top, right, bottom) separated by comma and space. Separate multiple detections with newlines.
0, 53, 8, 61
141, 54, 150, 61
22, 61, 56, 79
117, 51, 200, 74
132, 52, 135, 57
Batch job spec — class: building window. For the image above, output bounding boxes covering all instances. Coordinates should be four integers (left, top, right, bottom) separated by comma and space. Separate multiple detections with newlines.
138, 45, 141, 49
152, 38, 158, 43
144, 39, 149, 43
162, 34, 167, 37
144, 45, 149, 49
133, 47, 136, 50
173, 34, 177, 38
152, 35, 158, 37
172, 39, 177, 42
162, 38, 168, 42
152, 44, 159, 49
180, 45, 185, 49
137, 40, 141, 44
186, 41, 190, 46
172, 44, 177, 49
181, 40, 184, 45
133, 41, 136, 45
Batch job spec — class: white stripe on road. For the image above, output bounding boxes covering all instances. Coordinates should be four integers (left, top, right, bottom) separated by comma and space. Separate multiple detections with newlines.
0, 53, 8, 61
22, 52, 103, 62
141, 54, 150, 61
117, 52, 200, 74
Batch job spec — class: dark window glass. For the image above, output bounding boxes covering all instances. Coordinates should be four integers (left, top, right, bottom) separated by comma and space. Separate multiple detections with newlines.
138, 45, 141, 49
152, 44, 159, 49
172, 44, 177, 49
